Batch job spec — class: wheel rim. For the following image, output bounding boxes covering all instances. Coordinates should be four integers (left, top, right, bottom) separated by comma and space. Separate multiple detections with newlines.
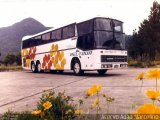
37, 64, 41, 72
74, 63, 80, 74
32, 64, 35, 72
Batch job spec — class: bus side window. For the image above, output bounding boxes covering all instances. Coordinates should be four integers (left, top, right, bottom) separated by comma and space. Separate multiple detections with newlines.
77, 36, 84, 50
62, 24, 75, 39
35, 35, 42, 45
84, 34, 94, 50
22, 41, 27, 49
77, 20, 93, 36
42, 32, 51, 44
51, 29, 62, 41
77, 34, 94, 50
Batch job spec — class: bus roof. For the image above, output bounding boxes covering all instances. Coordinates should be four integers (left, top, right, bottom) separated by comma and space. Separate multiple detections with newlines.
22, 27, 55, 41
22, 17, 123, 41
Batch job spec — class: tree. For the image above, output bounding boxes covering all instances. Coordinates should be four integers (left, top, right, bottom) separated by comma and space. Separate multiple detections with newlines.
15, 52, 22, 65
128, 1, 160, 61
3, 52, 16, 66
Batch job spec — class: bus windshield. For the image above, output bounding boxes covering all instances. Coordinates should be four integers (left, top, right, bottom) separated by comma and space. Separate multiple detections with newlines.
77, 18, 125, 50
94, 18, 124, 50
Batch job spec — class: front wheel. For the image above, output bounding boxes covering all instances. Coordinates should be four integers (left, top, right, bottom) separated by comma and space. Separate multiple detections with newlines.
97, 70, 107, 75
73, 61, 84, 76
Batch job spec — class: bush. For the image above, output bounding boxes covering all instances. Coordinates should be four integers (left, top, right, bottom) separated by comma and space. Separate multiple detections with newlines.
35, 91, 75, 120
3, 52, 16, 66
1, 91, 76, 120
3, 52, 21, 66
128, 60, 155, 68
16, 112, 39, 120
15, 52, 22, 65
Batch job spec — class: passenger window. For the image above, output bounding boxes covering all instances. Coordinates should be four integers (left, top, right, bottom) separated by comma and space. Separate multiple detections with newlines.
51, 29, 62, 40
62, 24, 75, 39
77, 20, 93, 36
42, 33, 51, 40
77, 34, 94, 50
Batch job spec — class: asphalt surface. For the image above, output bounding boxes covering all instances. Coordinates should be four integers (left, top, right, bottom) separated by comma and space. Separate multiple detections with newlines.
0, 68, 159, 114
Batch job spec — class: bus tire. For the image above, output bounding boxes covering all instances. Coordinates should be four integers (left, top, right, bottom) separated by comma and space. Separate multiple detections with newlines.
50, 70, 57, 73
31, 62, 36, 73
58, 70, 64, 74
97, 69, 107, 75
73, 60, 84, 75
36, 62, 41, 73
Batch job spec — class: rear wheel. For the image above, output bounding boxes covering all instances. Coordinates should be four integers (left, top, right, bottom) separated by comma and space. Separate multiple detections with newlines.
31, 62, 36, 73
97, 70, 107, 75
58, 70, 64, 74
50, 70, 57, 73
36, 62, 41, 73
73, 60, 84, 75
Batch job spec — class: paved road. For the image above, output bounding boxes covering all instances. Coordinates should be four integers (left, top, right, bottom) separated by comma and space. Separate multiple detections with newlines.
0, 68, 159, 114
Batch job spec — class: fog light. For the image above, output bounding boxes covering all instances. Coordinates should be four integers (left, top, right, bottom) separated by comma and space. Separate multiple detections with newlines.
120, 64, 127, 68
101, 64, 104, 68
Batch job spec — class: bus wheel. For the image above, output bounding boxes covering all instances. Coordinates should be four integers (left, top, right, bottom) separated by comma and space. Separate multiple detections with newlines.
58, 70, 64, 74
73, 61, 83, 75
36, 62, 41, 73
97, 70, 107, 75
50, 70, 57, 73
31, 62, 36, 73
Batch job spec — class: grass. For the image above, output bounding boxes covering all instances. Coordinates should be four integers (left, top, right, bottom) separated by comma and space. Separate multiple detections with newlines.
0, 65, 22, 71
0, 111, 39, 120
128, 60, 160, 68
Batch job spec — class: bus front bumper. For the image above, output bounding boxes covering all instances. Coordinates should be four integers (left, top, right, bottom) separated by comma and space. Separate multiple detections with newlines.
100, 63, 128, 69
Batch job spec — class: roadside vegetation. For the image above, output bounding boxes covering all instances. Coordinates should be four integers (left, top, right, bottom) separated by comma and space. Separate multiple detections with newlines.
128, 60, 160, 68
0, 65, 22, 71
1, 68, 160, 120
127, 1, 160, 65
0, 52, 22, 71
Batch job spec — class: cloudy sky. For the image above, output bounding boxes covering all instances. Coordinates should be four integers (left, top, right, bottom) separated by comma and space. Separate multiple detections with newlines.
0, 0, 159, 35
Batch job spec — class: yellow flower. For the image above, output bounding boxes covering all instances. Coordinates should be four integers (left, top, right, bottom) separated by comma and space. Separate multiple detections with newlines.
146, 90, 160, 100
75, 109, 83, 115
48, 95, 54, 99
136, 72, 145, 80
106, 97, 115, 102
86, 84, 102, 96
134, 103, 160, 114
65, 109, 73, 114
147, 69, 160, 79
86, 89, 94, 96
90, 104, 96, 109
93, 98, 100, 105
31, 110, 42, 116
43, 101, 52, 110
102, 93, 106, 97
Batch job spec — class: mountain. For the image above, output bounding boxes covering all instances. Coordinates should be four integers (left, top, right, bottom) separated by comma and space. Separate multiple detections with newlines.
0, 18, 49, 60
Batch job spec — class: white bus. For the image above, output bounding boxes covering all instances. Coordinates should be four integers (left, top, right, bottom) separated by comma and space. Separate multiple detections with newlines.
21, 17, 127, 75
